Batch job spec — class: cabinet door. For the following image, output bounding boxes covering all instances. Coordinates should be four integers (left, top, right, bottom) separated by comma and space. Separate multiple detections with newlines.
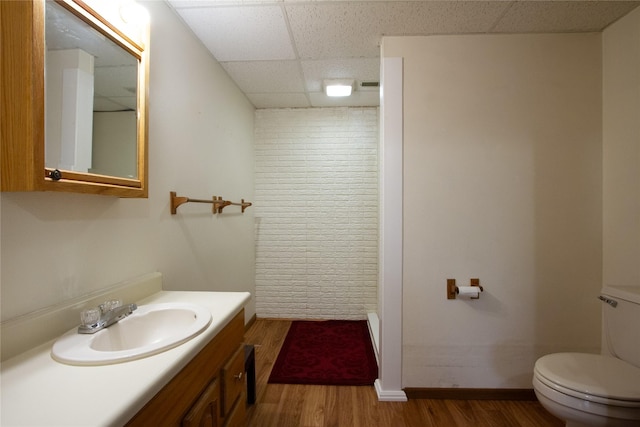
221, 345, 245, 417
222, 397, 246, 427
182, 378, 221, 427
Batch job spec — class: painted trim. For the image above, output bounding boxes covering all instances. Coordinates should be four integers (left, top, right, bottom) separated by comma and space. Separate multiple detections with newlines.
377, 56, 407, 402
376, 380, 410, 402
366, 312, 380, 366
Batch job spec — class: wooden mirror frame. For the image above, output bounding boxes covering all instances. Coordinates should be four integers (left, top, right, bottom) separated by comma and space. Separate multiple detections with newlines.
1, 0, 149, 198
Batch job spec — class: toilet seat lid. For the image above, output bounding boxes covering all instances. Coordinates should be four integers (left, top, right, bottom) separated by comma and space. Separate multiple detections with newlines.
535, 353, 640, 403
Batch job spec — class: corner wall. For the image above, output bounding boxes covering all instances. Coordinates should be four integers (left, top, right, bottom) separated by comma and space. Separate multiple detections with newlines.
1, 1, 256, 329
602, 7, 640, 288
383, 33, 603, 388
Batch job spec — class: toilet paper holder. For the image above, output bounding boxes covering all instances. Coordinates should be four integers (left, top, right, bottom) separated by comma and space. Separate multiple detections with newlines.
447, 278, 483, 300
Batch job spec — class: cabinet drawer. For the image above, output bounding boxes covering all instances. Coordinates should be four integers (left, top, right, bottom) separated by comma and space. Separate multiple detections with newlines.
221, 345, 245, 416
182, 379, 221, 427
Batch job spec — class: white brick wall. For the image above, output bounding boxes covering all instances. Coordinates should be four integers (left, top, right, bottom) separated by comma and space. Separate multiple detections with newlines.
254, 107, 379, 319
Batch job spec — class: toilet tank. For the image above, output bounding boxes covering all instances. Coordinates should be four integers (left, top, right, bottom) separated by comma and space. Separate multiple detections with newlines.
600, 285, 640, 368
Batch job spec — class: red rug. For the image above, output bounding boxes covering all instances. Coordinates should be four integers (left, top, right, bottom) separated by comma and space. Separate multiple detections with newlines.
268, 320, 378, 386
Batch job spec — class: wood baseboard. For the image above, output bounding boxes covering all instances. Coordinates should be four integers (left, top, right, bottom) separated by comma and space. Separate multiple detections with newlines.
404, 388, 537, 401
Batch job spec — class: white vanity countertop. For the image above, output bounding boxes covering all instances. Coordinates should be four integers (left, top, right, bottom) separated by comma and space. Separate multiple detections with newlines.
0, 291, 250, 427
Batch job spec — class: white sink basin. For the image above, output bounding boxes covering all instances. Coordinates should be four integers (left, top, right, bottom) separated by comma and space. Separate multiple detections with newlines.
51, 303, 212, 366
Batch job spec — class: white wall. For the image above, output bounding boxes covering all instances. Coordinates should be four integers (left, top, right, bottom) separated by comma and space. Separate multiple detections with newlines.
91, 111, 137, 178
383, 33, 603, 388
254, 107, 378, 319
603, 7, 640, 288
0, 1, 256, 328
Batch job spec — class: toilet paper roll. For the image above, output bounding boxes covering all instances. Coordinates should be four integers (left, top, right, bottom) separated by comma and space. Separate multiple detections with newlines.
457, 286, 480, 298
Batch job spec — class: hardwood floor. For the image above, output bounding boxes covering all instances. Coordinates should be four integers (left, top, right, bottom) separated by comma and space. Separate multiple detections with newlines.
244, 319, 563, 427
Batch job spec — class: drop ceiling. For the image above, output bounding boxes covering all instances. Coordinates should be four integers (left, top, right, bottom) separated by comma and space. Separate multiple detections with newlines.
166, 0, 640, 109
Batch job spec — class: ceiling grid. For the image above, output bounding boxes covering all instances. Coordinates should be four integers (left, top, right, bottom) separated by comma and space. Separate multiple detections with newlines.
167, 0, 640, 109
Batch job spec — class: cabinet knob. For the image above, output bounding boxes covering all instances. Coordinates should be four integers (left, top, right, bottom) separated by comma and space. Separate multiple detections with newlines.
49, 169, 62, 181
234, 372, 243, 381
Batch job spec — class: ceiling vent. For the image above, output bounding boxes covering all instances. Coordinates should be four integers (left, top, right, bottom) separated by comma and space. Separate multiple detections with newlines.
360, 81, 380, 91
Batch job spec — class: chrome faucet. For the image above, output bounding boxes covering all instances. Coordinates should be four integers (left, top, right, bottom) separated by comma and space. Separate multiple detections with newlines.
78, 300, 137, 334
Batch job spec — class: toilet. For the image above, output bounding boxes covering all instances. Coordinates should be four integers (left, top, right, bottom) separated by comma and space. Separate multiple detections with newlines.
533, 285, 640, 427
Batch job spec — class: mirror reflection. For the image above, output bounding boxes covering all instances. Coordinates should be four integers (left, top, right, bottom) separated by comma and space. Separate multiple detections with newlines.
45, 0, 139, 179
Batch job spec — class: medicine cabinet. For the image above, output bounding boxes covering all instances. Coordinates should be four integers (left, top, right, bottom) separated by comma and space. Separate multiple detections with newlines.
1, 0, 149, 198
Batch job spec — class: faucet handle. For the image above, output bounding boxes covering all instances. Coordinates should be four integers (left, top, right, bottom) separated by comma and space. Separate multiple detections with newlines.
99, 299, 122, 313
80, 307, 101, 326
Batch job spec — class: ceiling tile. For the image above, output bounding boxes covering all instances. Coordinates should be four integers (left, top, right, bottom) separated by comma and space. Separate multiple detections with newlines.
381, 1, 511, 35
94, 66, 137, 97
247, 93, 311, 109
93, 96, 136, 112
285, 2, 390, 59
301, 58, 380, 92
285, 1, 512, 60
171, 0, 283, 6
221, 60, 305, 93
493, 1, 640, 33
174, 4, 295, 61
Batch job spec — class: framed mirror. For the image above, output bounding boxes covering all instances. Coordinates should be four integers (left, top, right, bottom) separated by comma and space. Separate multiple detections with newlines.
45, 0, 139, 180
45, 0, 149, 196
1, 0, 148, 197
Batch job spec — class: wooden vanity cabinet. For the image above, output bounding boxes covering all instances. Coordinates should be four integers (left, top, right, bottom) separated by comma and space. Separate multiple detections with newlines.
182, 379, 221, 427
125, 310, 246, 427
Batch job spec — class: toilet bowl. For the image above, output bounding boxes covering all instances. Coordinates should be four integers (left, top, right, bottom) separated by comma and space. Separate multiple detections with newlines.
533, 353, 640, 427
533, 286, 640, 427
